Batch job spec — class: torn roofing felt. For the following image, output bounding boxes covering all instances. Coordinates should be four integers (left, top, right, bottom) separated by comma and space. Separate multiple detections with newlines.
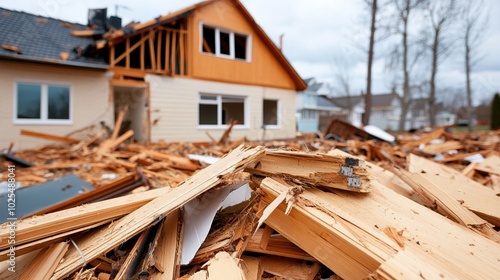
0, 7, 107, 69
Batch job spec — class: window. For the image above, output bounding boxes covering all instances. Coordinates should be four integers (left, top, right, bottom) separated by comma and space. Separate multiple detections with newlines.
15, 82, 71, 124
199, 94, 247, 127
201, 23, 251, 61
263, 99, 279, 126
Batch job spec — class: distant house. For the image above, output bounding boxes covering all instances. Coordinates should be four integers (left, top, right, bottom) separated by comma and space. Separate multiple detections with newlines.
296, 78, 341, 132
328, 92, 456, 131
0, 0, 306, 149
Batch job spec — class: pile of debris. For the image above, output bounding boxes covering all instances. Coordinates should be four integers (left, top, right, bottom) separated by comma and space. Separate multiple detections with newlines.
0, 122, 499, 279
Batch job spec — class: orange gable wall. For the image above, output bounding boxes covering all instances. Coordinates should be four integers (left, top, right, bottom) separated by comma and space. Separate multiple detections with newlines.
187, 0, 297, 90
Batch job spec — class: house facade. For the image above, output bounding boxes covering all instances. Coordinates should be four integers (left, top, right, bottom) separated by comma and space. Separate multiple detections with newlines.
0, 8, 113, 149
0, 0, 306, 149
295, 78, 341, 132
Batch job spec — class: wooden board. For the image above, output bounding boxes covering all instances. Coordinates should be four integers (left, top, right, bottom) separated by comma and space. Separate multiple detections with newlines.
51, 145, 264, 279
19, 242, 69, 280
408, 153, 500, 226
0, 188, 169, 251
20, 129, 80, 144
150, 209, 183, 280
257, 176, 500, 279
476, 155, 500, 176
245, 150, 371, 192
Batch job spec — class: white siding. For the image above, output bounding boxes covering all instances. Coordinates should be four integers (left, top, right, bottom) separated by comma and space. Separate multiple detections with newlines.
0, 61, 113, 149
147, 76, 296, 142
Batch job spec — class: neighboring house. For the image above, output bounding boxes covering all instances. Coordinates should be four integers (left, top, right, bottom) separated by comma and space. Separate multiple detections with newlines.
0, 0, 306, 149
329, 92, 456, 131
0, 7, 113, 149
296, 78, 341, 132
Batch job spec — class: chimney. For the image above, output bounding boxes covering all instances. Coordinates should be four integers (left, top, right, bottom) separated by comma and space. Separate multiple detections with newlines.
108, 15, 122, 30
88, 8, 107, 30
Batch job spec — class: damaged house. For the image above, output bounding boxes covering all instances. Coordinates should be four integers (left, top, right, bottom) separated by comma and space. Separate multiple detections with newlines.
0, 0, 306, 149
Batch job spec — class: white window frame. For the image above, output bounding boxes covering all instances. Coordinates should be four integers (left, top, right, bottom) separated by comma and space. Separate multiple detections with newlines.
263, 99, 281, 129
198, 93, 249, 129
13, 80, 73, 125
199, 22, 252, 62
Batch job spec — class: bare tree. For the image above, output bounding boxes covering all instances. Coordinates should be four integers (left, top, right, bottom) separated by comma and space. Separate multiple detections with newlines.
386, 0, 425, 131
423, 0, 460, 127
362, 0, 378, 126
462, 0, 488, 131
332, 55, 357, 124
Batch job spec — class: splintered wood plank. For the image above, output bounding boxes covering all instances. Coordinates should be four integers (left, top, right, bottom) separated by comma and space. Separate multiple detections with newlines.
403, 128, 444, 149
408, 153, 500, 226
20, 129, 80, 144
150, 209, 183, 280
245, 228, 315, 261
476, 155, 500, 176
205, 252, 245, 280
147, 150, 199, 171
111, 107, 128, 140
0, 249, 40, 280
258, 178, 392, 279
115, 230, 148, 280
421, 140, 463, 155
258, 175, 500, 279
19, 242, 69, 280
240, 255, 261, 280
0, 188, 168, 251
395, 171, 500, 242
245, 150, 371, 192
51, 145, 264, 279
260, 255, 321, 280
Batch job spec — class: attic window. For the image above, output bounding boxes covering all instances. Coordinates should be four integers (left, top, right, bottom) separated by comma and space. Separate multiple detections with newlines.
201, 23, 251, 61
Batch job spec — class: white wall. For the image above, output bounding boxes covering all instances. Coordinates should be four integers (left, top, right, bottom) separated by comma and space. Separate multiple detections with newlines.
147, 76, 297, 142
0, 61, 113, 150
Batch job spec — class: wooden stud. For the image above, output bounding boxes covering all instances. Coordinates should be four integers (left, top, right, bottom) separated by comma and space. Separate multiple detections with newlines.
110, 45, 115, 67
114, 35, 149, 66
126, 37, 130, 68
165, 30, 171, 74
170, 31, 177, 76
149, 30, 156, 71
18, 242, 69, 280
157, 30, 163, 71
141, 33, 145, 70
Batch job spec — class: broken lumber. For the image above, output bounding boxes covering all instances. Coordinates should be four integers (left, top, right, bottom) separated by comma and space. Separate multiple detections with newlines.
245, 228, 315, 261
476, 155, 500, 176
0, 188, 169, 252
245, 150, 371, 192
19, 242, 69, 280
51, 145, 264, 279
257, 176, 500, 279
20, 129, 80, 144
408, 153, 500, 226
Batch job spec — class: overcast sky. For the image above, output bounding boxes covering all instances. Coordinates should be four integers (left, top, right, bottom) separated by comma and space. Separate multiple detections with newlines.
1, 0, 498, 104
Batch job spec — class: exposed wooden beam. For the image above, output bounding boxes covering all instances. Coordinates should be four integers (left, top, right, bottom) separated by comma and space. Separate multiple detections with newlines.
20, 129, 80, 144
126, 37, 130, 68
156, 30, 163, 71
165, 30, 171, 75
149, 31, 156, 71
140, 33, 145, 70
170, 31, 177, 76
114, 35, 149, 66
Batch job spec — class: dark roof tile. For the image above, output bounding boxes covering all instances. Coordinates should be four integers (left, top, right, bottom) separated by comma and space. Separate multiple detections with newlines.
0, 7, 106, 68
